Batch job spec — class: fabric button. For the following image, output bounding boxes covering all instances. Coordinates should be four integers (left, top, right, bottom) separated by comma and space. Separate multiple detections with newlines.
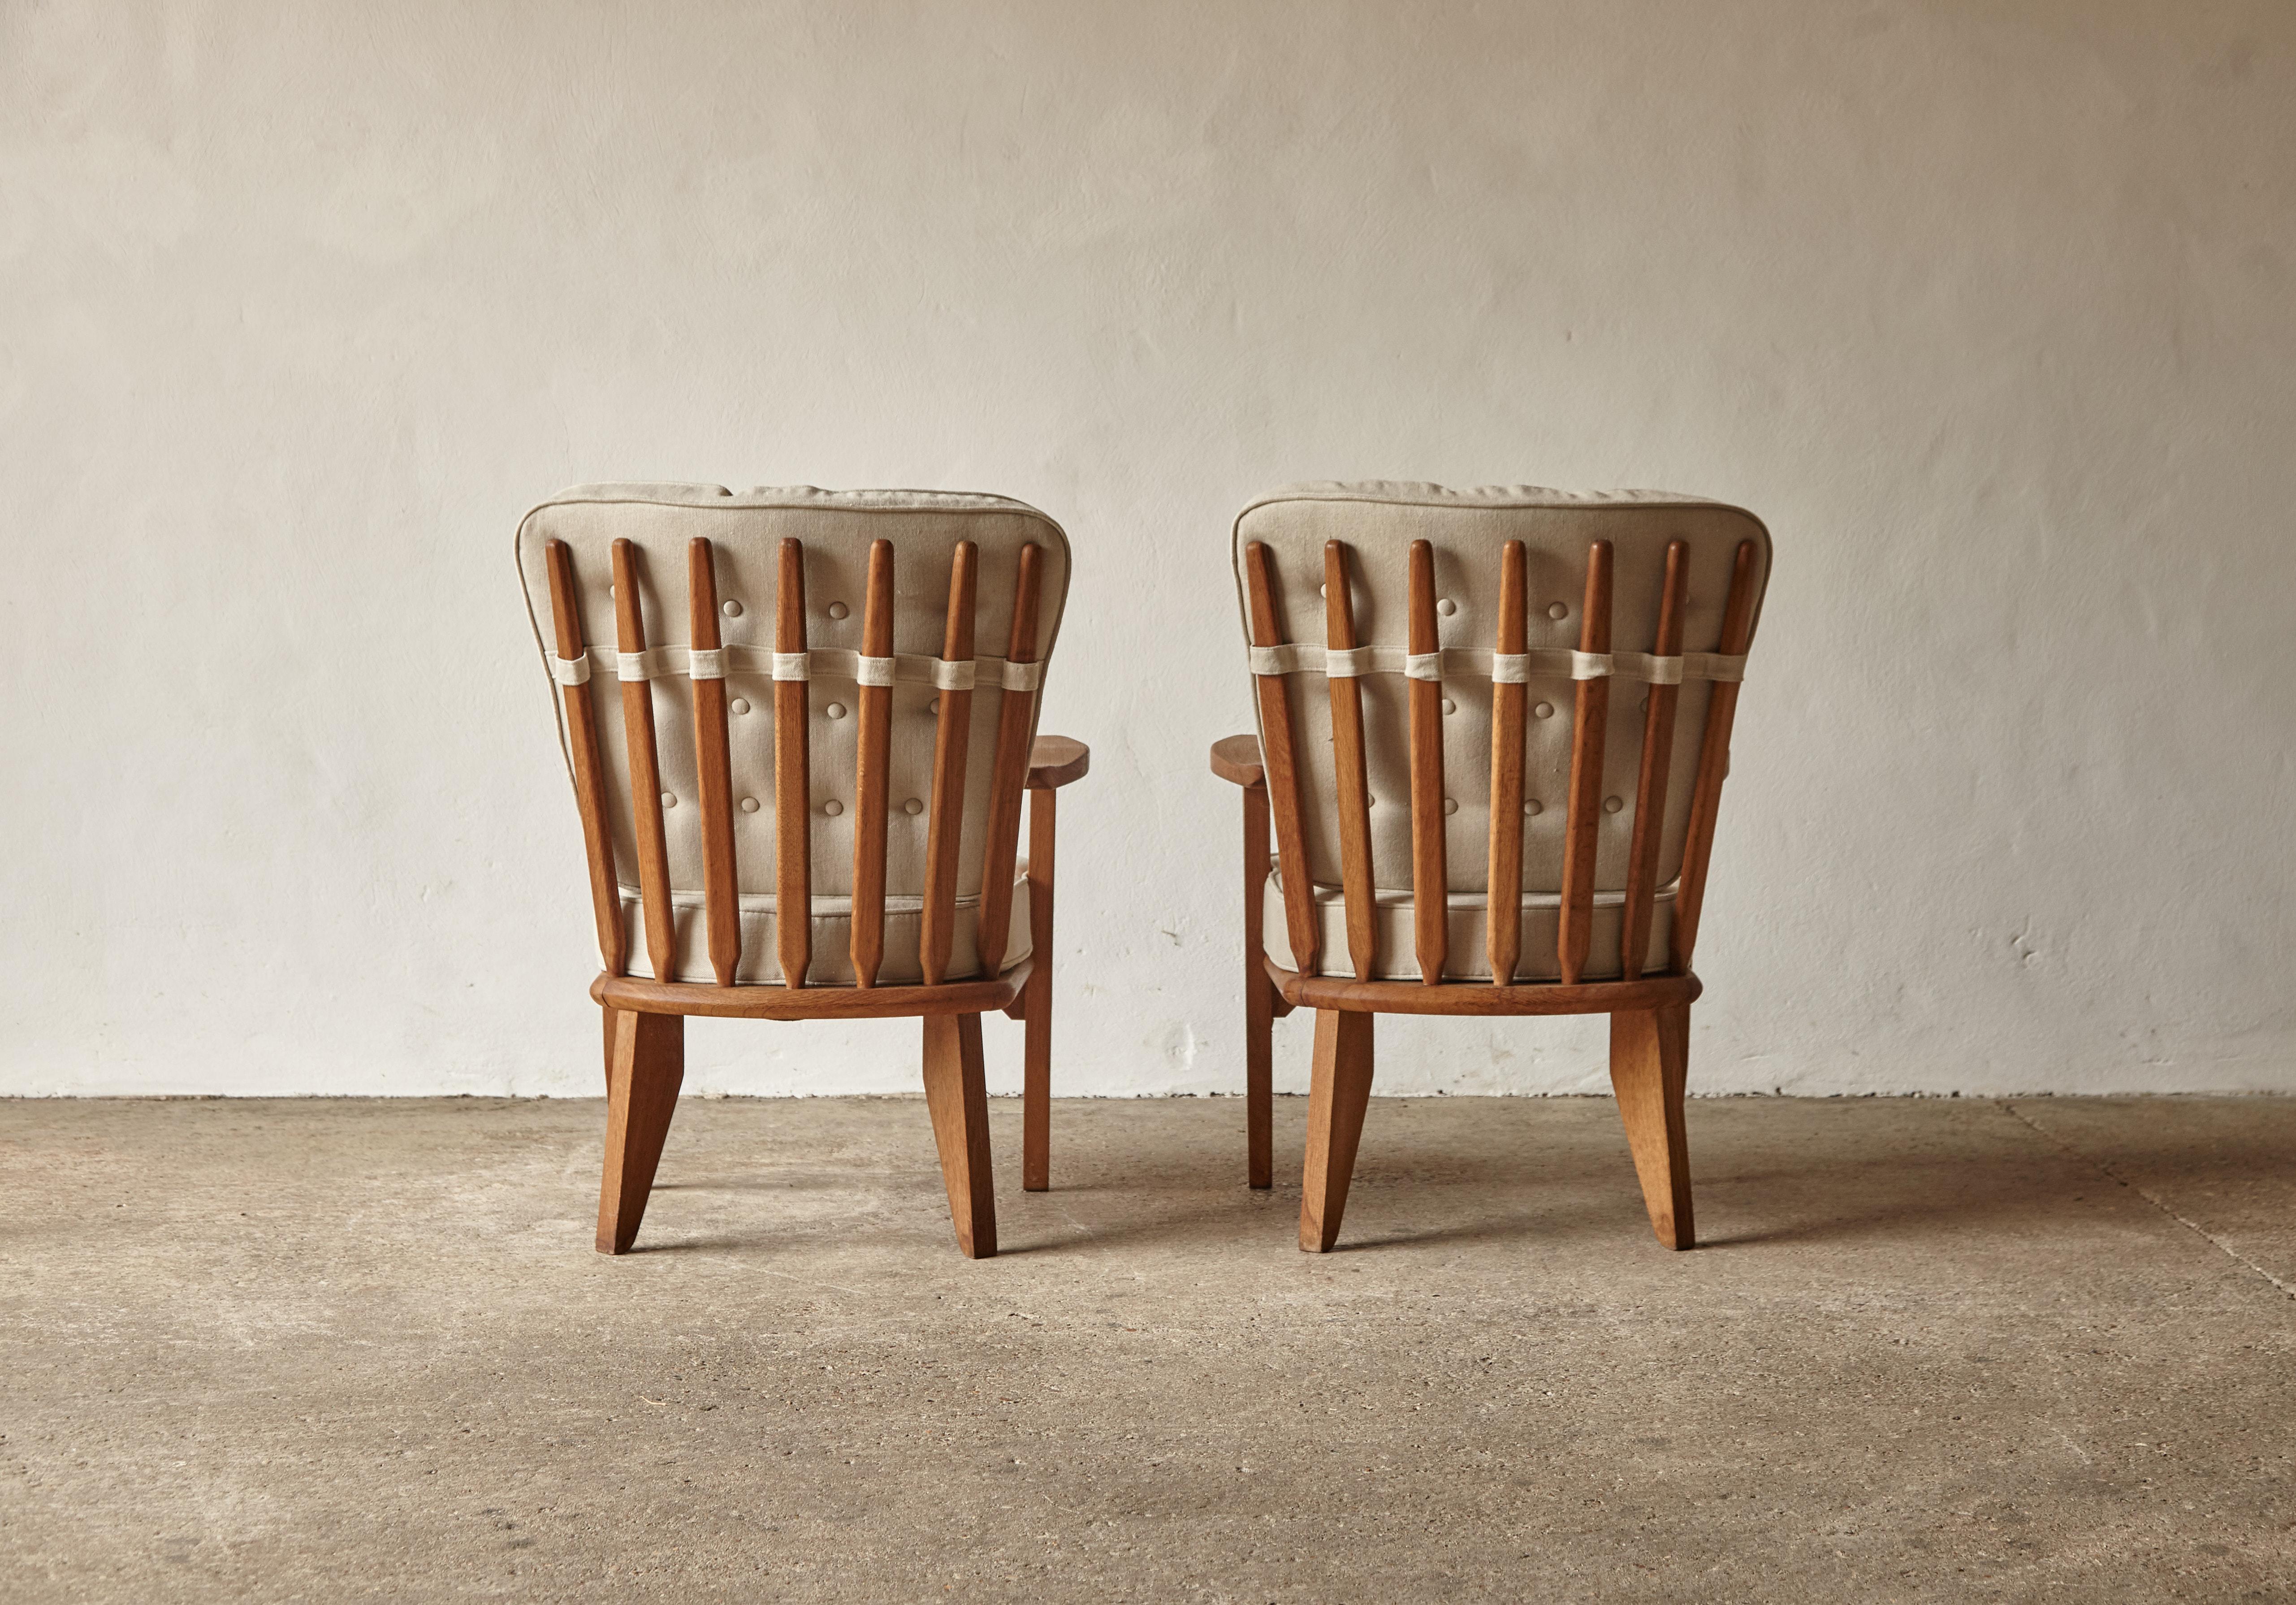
902, 798, 924, 815
826, 702, 847, 719
1436, 598, 1457, 617
1524, 799, 1543, 816
1442, 797, 1458, 816
1604, 795, 1624, 814
722, 600, 742, 618
1440, 697, 1456, 715
1548, 602, 1568, 620
826, 601, 849, 620
1534, 701, 1555, 718
729, 697, 750, 715
823, 799, 844, 817
660, 792, 677, 808
739, 796, 760, 813
927, 696, 940, 714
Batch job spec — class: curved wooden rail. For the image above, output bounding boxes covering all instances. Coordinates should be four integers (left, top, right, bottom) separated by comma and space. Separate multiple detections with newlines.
594, 958, 1032, 1021
1266, 955, 1700, 1017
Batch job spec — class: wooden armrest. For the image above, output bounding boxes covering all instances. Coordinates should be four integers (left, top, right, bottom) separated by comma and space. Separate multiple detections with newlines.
1028, 735, 1090, 790
1209, 734, 1264, 788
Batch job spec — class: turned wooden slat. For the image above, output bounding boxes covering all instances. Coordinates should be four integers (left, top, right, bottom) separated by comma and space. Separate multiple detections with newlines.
1670, 538, 1760, 971
919, 541, 977, 986
774, 539, 811, 988
1485, 541, 1529, 985
1243, 542, 1320, 974
1323, 542, 1377, 980
1620, 541, 1690, 980
1557, 541, 1613, 986
1406, 539, 1447, 985
611, 540, 675, 981
545, 540, 626, 976
972, 543, 1045, 976
687, 537, 741, 986
850, 540, 895, 988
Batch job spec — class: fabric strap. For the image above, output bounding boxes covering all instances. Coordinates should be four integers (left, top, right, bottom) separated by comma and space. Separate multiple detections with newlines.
550, 652, 591, 686
1248, 643, 1747, 684
585, 645, 1045, 690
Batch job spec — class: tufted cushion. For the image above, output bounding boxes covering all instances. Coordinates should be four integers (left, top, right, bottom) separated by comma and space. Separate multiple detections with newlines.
1233, 481, 1771, 982
518, 484, 1070, 984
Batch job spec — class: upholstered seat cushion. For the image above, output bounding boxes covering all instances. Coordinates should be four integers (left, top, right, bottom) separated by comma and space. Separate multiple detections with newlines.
1263, 867, 1671, 982
619, 865, 1030, 986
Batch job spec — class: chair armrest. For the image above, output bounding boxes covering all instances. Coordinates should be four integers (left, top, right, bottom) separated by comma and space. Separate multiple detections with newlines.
1027, 735, 1091, 790
1209, 735, 1264, 788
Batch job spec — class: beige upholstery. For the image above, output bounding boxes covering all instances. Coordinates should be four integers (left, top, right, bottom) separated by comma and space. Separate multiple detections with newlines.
518, 485, 1071, 984
1232, 481, 1772, 981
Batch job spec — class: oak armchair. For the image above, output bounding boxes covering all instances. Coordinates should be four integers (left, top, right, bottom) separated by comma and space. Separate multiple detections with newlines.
1211, 482, 1772, 1251
517, 485, 1088, 1259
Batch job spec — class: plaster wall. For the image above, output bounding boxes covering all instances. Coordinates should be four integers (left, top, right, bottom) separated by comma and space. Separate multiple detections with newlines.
5, 0, 2292, 1097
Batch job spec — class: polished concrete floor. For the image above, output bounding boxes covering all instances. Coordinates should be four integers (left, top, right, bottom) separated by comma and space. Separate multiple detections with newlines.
4, 1092, 2292, 1602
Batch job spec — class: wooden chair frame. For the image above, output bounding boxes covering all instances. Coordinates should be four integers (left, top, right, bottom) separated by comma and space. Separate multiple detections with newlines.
544, 532, 1088, 1260
1214, 532, 1760, 1252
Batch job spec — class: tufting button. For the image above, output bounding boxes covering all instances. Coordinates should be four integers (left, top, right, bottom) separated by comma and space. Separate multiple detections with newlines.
729, 697, 750, 715
739, 796, 760, 813
902, 798, 924, 815
1440, 697, 1456, 716
1534, 701, 1554, 718
1548, 602, 1568, 620
722, 600, 742, 618
1524, 799, 1543, 816
661, 792, 677, 808
1604, 795, 1624, 814
826, 601, 849, 620
927, 696, 939, 714
1442, 797, 1458, 815
1437, 598, 1457, 617
826, 702, 847, 719
823, 799, 844, 817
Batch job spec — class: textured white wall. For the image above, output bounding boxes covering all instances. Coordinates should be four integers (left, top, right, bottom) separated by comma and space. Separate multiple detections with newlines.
6, 1, 2292, 1098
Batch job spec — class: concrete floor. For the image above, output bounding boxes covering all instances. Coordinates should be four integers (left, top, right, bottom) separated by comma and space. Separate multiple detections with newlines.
4, 1094, 2293, 1602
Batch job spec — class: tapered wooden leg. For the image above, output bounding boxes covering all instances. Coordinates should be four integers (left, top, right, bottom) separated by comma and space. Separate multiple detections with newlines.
922, 1012, 997, 1259
1022, 786, 1055, 1191
1299, 1009, 1374, 1252
1610, 1003, 1694, 1249
1244, 780, 1274, 1188
601, 1002, 616, 1092
596, 1009, 684, 1255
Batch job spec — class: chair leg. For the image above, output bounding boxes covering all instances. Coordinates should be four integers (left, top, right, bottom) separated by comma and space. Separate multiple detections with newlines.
922, 1012, 998, 1259
596, 1009, 684, 1255
1609, 1003, 1695, 1249
1022, 785, 1055, 1192
1243, 780, 1273, 1188
601, 1002, 616, 1092
1299, 1008, 1374, 1252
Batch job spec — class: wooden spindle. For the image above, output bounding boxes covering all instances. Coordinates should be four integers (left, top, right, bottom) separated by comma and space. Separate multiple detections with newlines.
919, 541, 977, 986
1557, 541, 1613, 986
1620, 541, 1689, 979
545, 539, 626, 977
850, 541, 894, 987
774, 538, 811, 988
1324, 542, 1377, 980
1406, 539, 1447, 985
687, 537, 741, 986
1485, 541, 1528, 984
1670, 539, 1760, 972
972, 544, 1045, 977
1243, 542, 1320, 975
611, 540, 675, 981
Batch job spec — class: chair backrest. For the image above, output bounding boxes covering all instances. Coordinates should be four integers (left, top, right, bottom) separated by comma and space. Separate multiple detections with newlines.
518, 485, 1070, 988
1230, 482, 1772, 985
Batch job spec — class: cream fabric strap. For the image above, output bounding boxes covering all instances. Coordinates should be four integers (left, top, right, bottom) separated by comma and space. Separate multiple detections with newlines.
594, 645, 1041, 690
550, 652, 591, 686
1248, 644, 1747, 684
